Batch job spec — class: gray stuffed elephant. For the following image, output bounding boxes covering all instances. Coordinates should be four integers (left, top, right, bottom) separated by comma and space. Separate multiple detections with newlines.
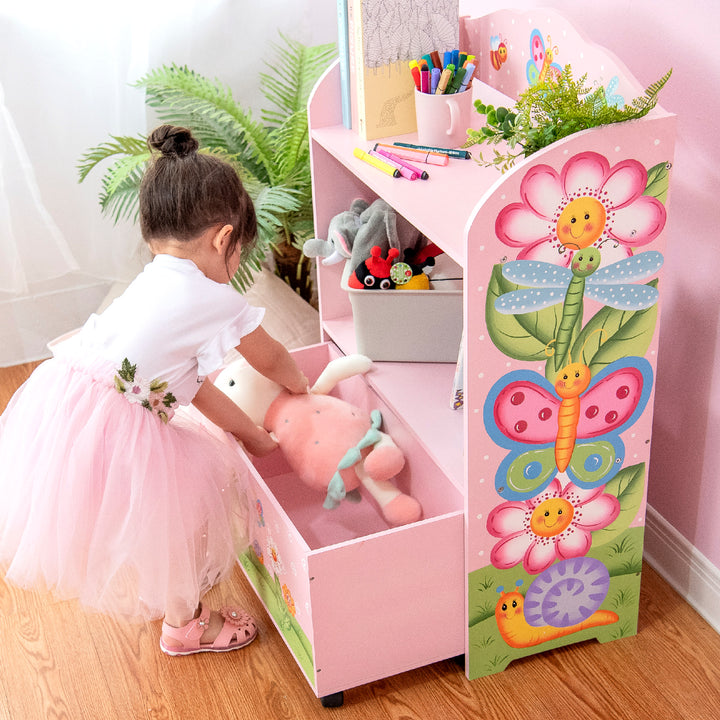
303, 198, 421, 273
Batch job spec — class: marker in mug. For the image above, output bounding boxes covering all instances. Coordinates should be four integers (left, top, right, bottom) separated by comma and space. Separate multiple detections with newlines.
420, 67, 430, 93
393, 142, 471, 160
409, 60, 421, 91
353, 147, 400, 177
369, 149, 418, 180
436, 66, 452, 94
373, 142, 449, 166
373, 145, 430, 179
447, 66, 466, 94
430, 67, 441, 95
459, 63, 475, 93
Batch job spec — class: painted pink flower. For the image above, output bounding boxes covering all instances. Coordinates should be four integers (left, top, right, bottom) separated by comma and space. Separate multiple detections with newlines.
487, 478, 620, 574
495, 151, 666, 267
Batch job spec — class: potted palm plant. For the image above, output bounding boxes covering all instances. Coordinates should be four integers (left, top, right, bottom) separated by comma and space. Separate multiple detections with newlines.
78, 33, 335, 300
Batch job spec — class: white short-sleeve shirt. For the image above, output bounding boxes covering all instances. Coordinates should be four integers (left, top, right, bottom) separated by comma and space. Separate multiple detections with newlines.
66, 254, 264, 405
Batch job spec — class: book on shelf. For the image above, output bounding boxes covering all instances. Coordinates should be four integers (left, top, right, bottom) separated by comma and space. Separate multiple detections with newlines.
337, 0, 352, 129
345, 0, 460, 140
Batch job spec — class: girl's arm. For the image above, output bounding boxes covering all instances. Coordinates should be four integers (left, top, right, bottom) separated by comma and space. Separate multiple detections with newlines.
236, 325, 309, 394
192, 379, 278, 457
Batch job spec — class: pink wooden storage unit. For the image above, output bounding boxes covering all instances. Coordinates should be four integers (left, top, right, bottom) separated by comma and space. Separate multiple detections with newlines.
236, 6, 676, 707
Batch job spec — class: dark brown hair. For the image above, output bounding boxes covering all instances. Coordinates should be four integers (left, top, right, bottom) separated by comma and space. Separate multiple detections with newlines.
139, 125, 257, 268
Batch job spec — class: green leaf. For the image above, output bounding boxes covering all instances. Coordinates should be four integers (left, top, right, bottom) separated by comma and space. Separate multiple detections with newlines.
485, 264, 563, 361
592, 463, 646, 546
571, 280, 659, 375
118, 358, 136, 383
643, 161, 671, 204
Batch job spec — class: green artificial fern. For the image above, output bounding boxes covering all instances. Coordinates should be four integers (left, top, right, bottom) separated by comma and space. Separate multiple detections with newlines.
466, 66, 672, 172
77, 33, 335, 295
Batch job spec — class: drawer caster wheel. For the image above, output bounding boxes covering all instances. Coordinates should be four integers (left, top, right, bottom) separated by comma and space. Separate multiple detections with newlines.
320, 691, 344, 708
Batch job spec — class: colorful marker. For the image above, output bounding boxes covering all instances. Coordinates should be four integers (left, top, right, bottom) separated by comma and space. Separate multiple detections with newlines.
420, 67, 430, 93
448, 66, 466, 94
430, 67, 441, 95
421, 53, 434, 70
436, 66, 452, 94
443, 50, 452, 69
408, 60, 421, 91
353, 147, 400, 177
373, 142, 449, 166
369, 150, 418, 180
459, 63, 475, 93
430, 50, 442, 70
373, 146, 430, 179
393, 142, 471, 160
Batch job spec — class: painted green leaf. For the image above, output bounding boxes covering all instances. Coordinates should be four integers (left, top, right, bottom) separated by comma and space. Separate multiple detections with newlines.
592, 463, 646, 546
570, 280, 658, 375
643, 161, 671, 204
486, 264, 563, 361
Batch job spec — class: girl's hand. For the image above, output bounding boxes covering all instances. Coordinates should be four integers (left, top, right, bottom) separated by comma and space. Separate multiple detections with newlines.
241, 426, 278, 457
237, 326, 310, 395
285, 371, 310, 395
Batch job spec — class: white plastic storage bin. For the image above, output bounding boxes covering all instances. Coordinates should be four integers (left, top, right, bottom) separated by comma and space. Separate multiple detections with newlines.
340, 259, 463, 362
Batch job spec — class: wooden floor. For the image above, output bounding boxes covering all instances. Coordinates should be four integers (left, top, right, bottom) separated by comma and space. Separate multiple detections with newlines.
1, 361, 719, 719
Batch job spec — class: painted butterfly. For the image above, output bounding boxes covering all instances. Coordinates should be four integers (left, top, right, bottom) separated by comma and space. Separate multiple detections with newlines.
526, 29, 562, 86
483, 356, 653, 501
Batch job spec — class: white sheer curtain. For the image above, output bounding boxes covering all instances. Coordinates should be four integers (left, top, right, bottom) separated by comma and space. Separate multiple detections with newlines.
0, 0, 337, 366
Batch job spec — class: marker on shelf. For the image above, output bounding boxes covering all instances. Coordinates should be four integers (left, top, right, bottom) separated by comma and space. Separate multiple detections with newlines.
373, 145, 430, 179
393, 142, 471, 160
353, 147, 400, 177
373, 142, 449, 166
369, 149, 418, 180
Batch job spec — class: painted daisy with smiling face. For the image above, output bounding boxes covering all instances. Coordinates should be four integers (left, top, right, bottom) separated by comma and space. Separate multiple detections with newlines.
487, 478, 621, 574
495, 151, 667, 267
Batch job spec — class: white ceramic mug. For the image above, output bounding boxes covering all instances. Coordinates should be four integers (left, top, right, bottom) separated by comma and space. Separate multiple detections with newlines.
413, 84, 473, 148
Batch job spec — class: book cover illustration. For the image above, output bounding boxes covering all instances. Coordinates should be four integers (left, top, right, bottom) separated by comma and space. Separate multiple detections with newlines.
354, 0, 459, 140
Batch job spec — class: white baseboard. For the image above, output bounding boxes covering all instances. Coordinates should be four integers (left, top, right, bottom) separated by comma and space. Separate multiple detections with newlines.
644, 504, 720, 633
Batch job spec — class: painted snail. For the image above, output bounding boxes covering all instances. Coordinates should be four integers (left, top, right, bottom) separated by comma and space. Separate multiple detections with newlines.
495, 557, 619, 648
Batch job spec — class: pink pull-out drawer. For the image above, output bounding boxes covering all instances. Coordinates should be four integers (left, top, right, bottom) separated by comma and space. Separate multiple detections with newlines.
237, 342, 465, 698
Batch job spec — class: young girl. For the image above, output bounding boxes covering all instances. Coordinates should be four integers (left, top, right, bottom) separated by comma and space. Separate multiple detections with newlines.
0, 124, 309, 656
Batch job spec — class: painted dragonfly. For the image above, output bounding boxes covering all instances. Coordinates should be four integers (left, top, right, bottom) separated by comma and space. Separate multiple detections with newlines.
494, 248, 664, 368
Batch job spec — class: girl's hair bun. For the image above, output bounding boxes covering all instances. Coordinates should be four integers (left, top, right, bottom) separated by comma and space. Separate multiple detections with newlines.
147, 125, 199, 158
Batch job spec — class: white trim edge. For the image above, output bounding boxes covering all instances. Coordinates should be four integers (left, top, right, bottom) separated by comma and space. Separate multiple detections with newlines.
644, 504, 720, 634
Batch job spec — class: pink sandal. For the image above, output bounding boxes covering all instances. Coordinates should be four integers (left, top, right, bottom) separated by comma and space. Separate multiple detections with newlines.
160, 604, 257, 656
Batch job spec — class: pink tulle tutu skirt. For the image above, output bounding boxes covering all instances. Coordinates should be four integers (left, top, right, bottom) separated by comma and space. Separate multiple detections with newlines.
0, 355, 250, 621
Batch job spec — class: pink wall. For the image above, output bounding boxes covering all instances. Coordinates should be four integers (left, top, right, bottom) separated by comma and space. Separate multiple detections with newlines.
460, 0, 720, 568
